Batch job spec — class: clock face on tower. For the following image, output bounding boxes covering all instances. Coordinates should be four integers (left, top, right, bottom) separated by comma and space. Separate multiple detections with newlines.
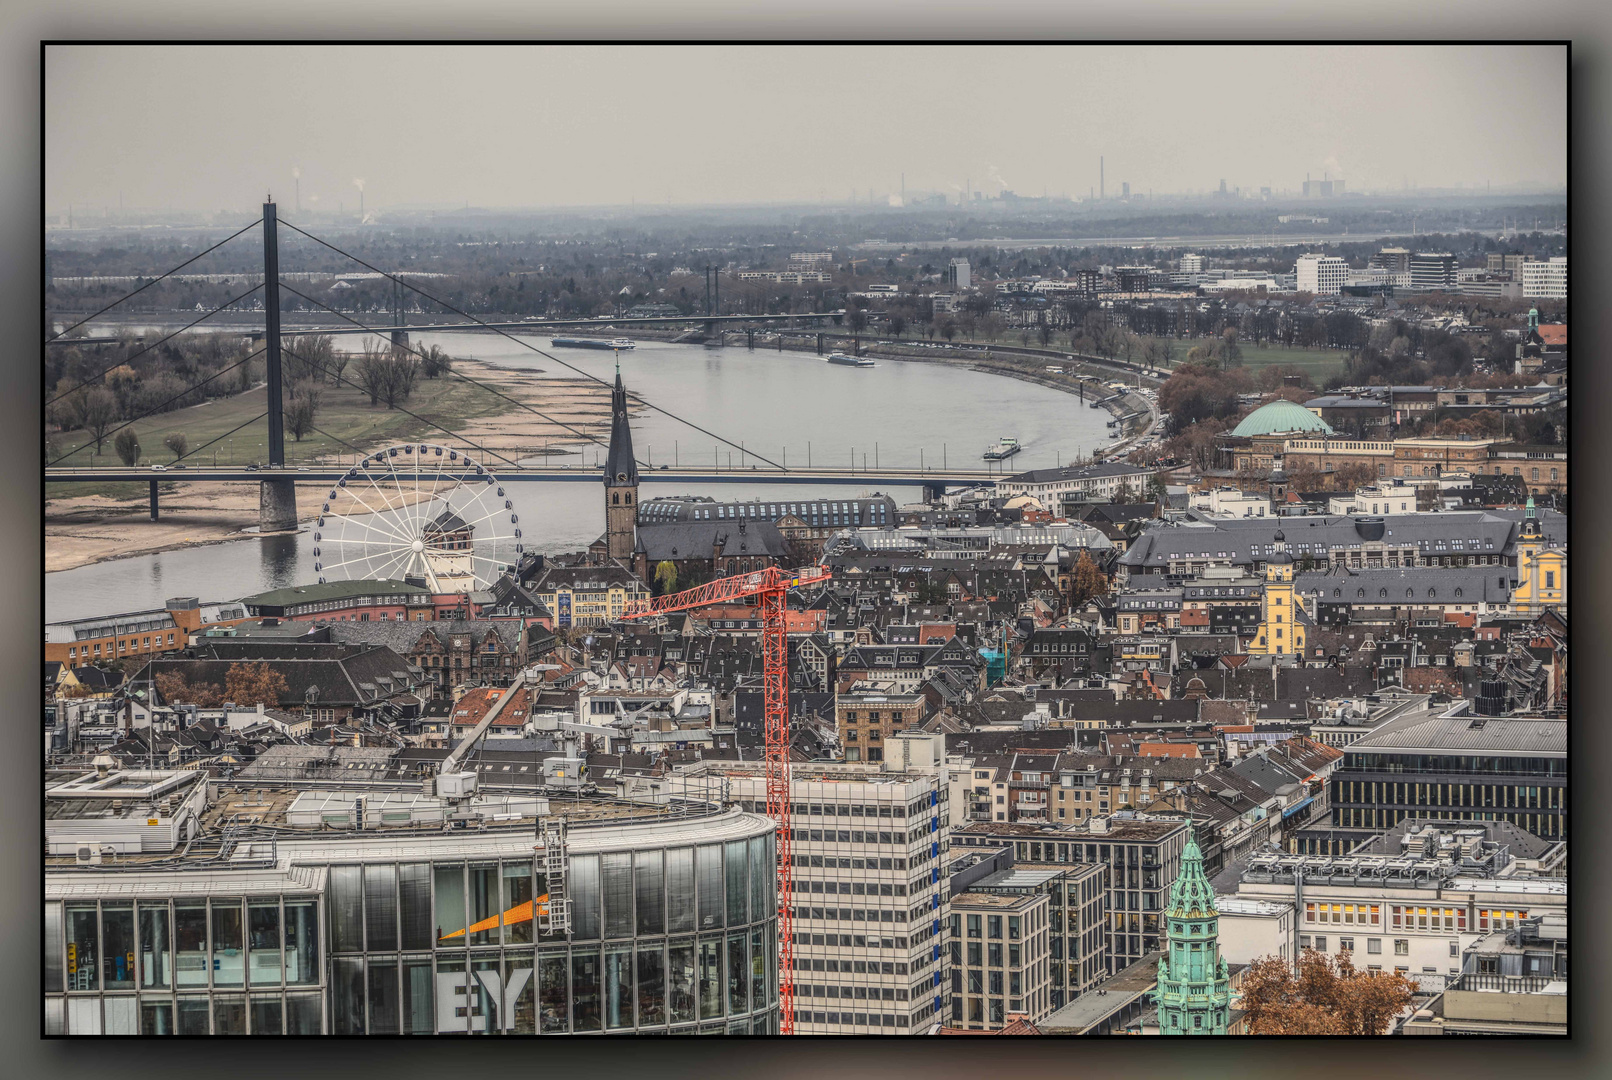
617, 473, 627, 483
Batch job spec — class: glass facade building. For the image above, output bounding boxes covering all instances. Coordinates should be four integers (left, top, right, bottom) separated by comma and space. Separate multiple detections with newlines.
46, 808, 779, 1035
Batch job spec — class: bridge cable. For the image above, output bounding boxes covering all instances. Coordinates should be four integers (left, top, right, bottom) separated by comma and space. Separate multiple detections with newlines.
278, 220, 786, 470
47, 347, 265, 466
47, 218, 264, 342
46, 281, 266, 406
275, 282, 644, 468
172, 411, 270, 465
277, 342, 523, 470
306, 424, 368, 458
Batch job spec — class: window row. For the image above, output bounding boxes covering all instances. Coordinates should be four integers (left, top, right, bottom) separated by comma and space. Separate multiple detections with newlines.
1304, 903, 1381, 927
330, 935, 775, 1034
46, 992, 323, 1035
330, 841, 776, 955
49, 898, 318, 995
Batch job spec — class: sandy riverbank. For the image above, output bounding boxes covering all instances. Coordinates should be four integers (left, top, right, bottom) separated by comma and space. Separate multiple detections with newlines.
45, 358, 638, 573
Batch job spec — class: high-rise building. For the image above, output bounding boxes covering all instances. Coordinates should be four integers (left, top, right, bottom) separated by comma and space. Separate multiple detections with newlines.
1410, 252, 1459, 292
1521, 256, 1567, 299
684, 760, 950, 1036
603, 365, 639, 563
1151, 829, 1230, 1035
1295, 254, 1348, 296
1370, 247, 1412, 273
947, 259, 970, 291
1179, 254, 1204, 276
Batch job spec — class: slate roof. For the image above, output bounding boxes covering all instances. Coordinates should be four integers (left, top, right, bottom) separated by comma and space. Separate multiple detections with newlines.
1120, 510, 1564, 571
528, 563, 642, 591
136, 646, 416, 709
635, 520, 790, 561
324, 618, 524, 655
1298, 566, 1512, 606
604, 369, 638, 486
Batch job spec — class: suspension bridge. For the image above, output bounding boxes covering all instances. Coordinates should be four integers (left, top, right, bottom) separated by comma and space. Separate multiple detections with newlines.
45, 202, 1002, 524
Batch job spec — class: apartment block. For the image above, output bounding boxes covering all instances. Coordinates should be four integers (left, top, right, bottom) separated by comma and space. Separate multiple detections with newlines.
946, 890, 1051, 1029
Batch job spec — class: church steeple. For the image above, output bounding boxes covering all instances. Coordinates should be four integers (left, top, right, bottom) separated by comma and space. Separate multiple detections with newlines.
604, 361, 638, 489
603, 359, 639, 564
1153, 827, 1231, 1035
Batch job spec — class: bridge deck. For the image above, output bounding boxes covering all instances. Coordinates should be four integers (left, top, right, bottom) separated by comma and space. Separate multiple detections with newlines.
46, 466, 1002, 486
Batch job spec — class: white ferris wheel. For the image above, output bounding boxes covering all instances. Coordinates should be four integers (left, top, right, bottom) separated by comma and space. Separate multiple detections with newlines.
312, 442, 523, 593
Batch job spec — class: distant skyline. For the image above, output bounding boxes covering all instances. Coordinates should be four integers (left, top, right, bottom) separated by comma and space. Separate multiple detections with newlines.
46, 45, 1566, 214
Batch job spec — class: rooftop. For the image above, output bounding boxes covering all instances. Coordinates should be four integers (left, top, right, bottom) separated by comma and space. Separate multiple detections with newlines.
242, 579, 429, 609
1039, 950, 1164, 1033
970, 866, 1070, 891
1344, 709, 1565, 757
950, 890, 1043, 911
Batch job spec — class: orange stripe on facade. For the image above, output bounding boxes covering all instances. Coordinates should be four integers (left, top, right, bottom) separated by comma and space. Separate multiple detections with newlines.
438, 894, 549, 940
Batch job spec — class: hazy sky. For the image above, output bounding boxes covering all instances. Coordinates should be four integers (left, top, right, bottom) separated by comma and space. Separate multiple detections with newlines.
46, 44, 1566, 213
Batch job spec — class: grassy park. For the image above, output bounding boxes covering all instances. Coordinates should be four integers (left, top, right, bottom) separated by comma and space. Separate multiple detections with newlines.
46, 369, 523, 502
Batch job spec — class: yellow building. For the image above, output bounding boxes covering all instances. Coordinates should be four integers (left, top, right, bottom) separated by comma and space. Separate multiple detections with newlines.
1510, 497, 1567, 617
1248, 530, 1306, 658
530, 564, 649, 629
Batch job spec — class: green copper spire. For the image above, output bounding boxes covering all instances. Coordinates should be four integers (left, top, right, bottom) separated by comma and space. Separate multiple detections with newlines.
1526, 494, 1536, 518
1152, 826, 1231, 1035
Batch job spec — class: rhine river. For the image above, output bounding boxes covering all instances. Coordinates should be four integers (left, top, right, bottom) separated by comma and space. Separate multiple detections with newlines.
46, 335, 1120, 622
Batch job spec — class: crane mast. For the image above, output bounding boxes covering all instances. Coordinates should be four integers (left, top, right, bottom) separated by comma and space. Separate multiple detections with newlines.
624, 564, 830, 1034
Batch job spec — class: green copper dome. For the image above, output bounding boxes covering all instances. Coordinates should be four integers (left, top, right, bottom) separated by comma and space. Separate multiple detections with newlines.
1231, 399, 1335, 438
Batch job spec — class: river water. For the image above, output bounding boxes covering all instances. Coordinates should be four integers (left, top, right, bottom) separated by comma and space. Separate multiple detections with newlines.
46, 335, 1117, 621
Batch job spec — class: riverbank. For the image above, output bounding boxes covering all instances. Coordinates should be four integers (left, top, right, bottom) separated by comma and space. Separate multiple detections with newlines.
45, 356, 641, 572
713, 329, 1159, 449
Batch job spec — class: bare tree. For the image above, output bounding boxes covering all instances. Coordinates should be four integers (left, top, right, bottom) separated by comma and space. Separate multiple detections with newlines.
383, 349, 421, 407
163, 432, 188, 460
78, 387, 119, 454
284, 393, 316, 442
356, 348, 389, 406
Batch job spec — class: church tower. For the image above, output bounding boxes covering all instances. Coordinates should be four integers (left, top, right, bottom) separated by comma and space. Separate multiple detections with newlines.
1153, 827, 1231, 1035
603, 360, 639, 564
1510, 495, 1566, 616
1249, 529, 1305, 659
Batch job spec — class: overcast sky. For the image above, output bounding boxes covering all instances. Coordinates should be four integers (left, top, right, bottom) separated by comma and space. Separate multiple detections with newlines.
46, 44, 1566, 213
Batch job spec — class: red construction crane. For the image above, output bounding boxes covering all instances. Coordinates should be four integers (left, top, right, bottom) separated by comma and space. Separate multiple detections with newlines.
623, 564, 831, 1034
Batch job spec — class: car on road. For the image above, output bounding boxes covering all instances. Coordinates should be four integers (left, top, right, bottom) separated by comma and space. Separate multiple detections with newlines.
172, 464, 186, 470
297, 466, 310, 472
150, 464, 167, 471
245, 464, 259, 471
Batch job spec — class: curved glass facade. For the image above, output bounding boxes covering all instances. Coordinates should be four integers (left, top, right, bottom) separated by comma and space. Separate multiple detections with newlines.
46, 812, 779, 1035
